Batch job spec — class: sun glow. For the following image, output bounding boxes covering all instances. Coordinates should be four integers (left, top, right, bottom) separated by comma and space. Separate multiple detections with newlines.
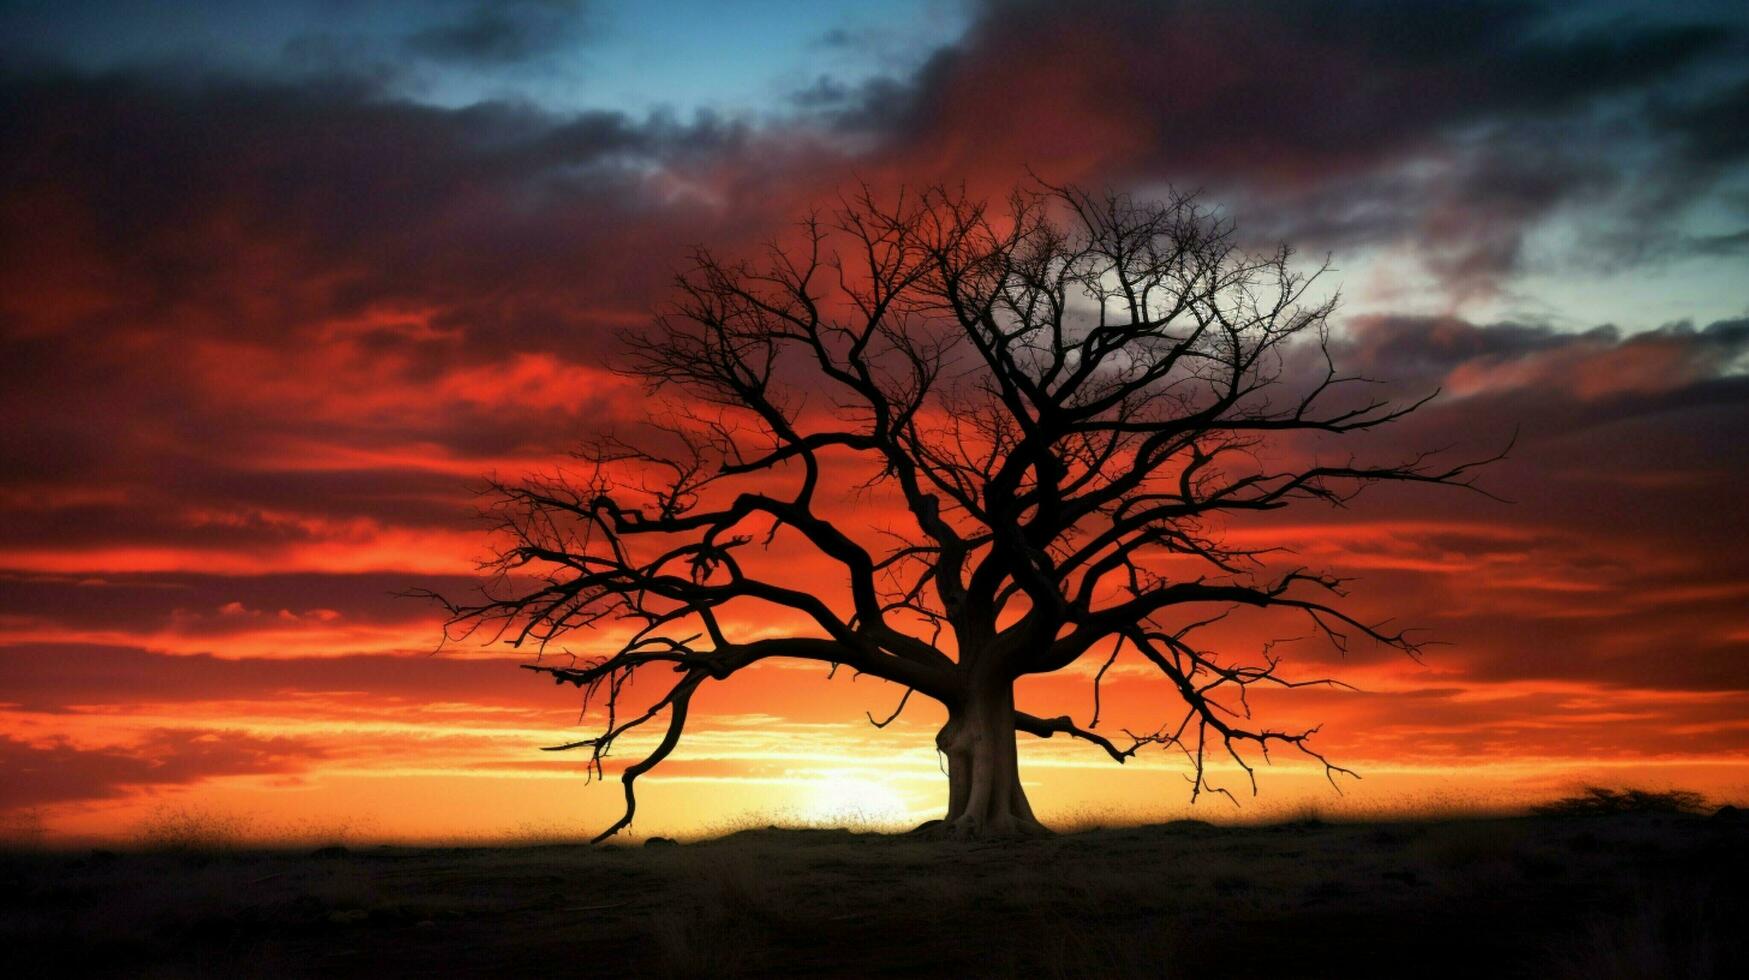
799, 774, 913, 827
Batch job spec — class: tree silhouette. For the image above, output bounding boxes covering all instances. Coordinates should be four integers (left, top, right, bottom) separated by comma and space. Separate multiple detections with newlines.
420, 181, 1501, 840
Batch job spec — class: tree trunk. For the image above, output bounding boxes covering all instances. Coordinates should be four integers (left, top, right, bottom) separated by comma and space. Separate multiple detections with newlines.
933, 676, 1050, 838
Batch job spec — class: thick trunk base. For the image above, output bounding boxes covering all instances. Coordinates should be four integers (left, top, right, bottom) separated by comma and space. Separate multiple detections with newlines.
930, 683, 1051, 839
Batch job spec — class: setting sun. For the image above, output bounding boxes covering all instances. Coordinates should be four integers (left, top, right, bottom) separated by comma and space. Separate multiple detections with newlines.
799, 775, 916, 828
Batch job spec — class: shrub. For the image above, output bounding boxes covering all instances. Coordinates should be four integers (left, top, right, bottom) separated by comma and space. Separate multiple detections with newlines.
1532, 787, 1708, 817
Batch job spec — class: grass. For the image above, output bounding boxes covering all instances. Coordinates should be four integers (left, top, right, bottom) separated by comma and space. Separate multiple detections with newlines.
126, 804, 374, 854
132, 804, 257, 852
0, 791, 1743, 977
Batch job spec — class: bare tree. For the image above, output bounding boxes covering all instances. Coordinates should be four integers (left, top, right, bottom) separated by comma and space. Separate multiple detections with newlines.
418, 181, 1501, 840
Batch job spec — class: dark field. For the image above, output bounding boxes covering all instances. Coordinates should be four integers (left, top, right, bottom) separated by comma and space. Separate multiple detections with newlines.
4, 809, 1745, 978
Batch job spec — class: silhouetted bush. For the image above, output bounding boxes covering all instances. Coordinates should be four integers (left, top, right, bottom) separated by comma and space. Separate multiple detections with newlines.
1532, 787, 1708, 817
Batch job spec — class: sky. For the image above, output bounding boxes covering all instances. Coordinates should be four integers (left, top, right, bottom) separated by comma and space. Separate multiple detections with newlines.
1, 0, 1747, 844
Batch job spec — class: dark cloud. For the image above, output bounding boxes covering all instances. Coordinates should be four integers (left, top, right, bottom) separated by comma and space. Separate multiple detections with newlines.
0, 70, 746, 345
789, 74, 854, 109
1187, 313, 1749, 695
1658, 76, 1749, 166
404, 1, 594, 66
808, 0, 1747, 287
1680, 229, 1749, 256
1338, 314, 1749, 392
0, 643, 536, 713
0, 729, 326, 807
0, 572, 476, 638
834, 0, 1735, 153
0, 69, 771, 570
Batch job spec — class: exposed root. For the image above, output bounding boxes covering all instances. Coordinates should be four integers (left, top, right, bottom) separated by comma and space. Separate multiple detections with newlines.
910, 811, 1053, 840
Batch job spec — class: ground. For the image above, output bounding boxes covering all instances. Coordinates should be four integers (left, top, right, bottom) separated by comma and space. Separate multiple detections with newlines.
3, 809, 1744, 978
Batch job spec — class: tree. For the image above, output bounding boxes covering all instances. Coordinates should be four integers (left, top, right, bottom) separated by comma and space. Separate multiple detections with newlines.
420, 181, 1501, 841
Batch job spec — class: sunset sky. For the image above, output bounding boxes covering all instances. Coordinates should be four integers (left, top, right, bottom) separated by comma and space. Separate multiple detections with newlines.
3, 0, 1748, 844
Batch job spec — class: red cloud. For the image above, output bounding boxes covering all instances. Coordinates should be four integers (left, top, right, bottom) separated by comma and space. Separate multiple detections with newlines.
0, 729, 328, 808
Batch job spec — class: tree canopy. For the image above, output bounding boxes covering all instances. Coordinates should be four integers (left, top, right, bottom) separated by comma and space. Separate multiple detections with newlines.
421, 180, 1502, 840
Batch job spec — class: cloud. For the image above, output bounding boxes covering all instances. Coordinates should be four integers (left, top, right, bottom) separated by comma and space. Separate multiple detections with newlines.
0, 571, 471, 648
0, 729, 327, 808
0, 643, 535, 713
1680, 229, 1749, 257
1339, 315, 1749, 397
1657, 76, 1749, 167
1218, 314, 1749, 695
805, 0, 1746, 289
0, 69, 777, 577
404, 2, 594, 66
